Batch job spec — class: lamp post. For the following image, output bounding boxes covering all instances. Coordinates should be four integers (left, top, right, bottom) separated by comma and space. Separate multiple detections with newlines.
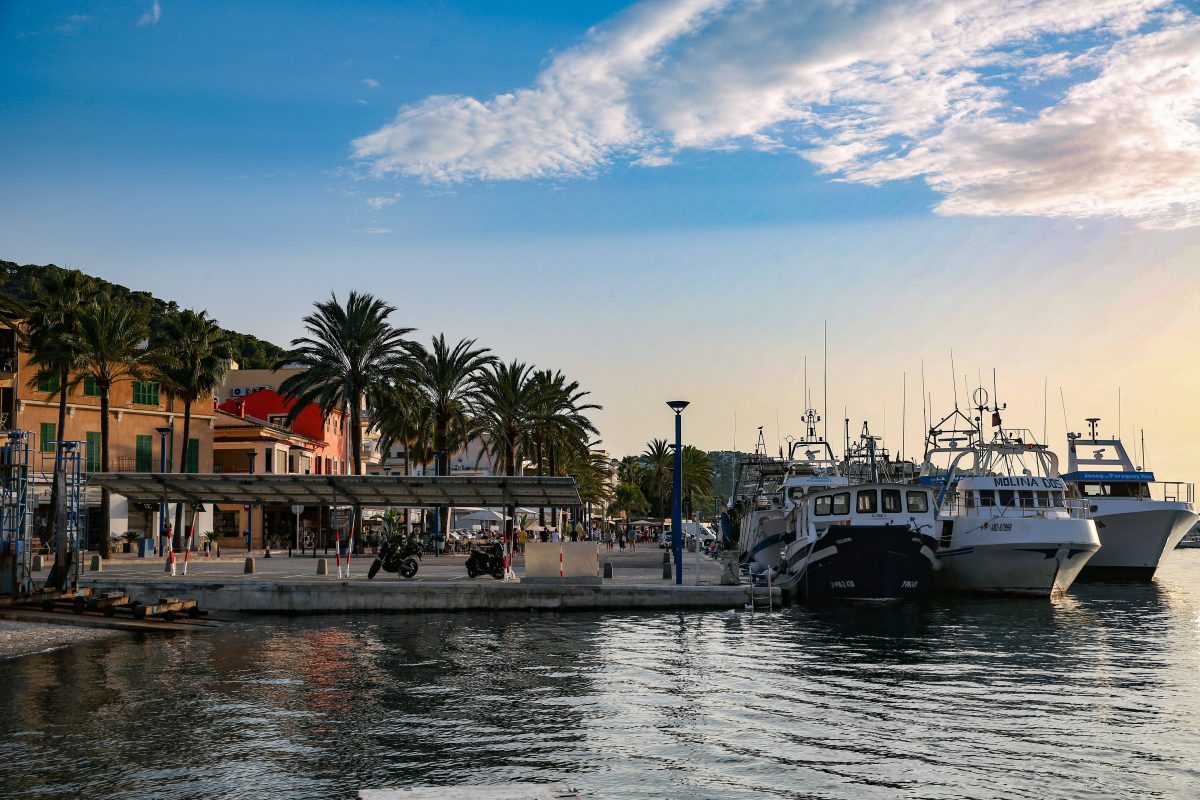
432, 449, 446, 553
155, 426, 172, 556
667, 401, 689, 584
246, 451, 257, 553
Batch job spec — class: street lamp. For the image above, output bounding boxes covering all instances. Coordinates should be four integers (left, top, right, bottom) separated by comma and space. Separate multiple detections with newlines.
432, 449, 446, 553
155, 425, 172, 556
667, 401, 689, 585
246, 451, 257, 553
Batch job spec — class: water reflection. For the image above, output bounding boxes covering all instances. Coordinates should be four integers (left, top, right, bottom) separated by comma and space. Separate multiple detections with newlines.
2, 557, 1200, 799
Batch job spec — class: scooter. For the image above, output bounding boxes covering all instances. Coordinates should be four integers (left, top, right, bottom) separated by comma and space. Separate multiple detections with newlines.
368, 535, 422, 579
466, 542, 505, 580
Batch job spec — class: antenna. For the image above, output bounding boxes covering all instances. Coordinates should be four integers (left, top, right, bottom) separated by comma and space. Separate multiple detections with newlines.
823, 320, 828, 444
803, 355, 808, 425
1118, 387, 1122, 439
950, 350, 959, 410
1141, 428, 1148, 470
1086, 417, 1100, 440
1059, 387, 1069, 431
902, 371, 907, 463
920, 358, 928, 445
1042, 377, 1048, 445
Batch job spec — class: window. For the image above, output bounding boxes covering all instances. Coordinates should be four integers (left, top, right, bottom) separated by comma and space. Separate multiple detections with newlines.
132, 381, 160, 406
881, 489, 902, 513
83, 376, 100, 397
998, 490, 1015, 507
978, 492, 996, 507
136, 435, 153, 472
906, 491, 929, 513
214, 511, 239, 536
85, 431, 101, 472
856, 490, 878, 514
37, 375, 60, 394
814, 495, 833, 516
1018, 490, 1035, 507
264, 447, 273, 473
1080, 483, 1104, 497
1035, 491, 1051, 508
186, 438, 200, 474
39, 422, 56, 453
831, 492, 850, 515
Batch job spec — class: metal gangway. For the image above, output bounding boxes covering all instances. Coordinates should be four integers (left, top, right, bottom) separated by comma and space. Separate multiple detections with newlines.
44, 439, 86, 593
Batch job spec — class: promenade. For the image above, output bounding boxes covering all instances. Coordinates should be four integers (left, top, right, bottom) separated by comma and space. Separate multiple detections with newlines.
73, 548, 765, 614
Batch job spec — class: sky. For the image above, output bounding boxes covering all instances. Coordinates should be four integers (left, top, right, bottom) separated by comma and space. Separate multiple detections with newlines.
2, 0, 1200, 486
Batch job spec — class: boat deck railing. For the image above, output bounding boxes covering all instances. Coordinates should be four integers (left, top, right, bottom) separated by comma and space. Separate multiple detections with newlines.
939, 493, 1091, 520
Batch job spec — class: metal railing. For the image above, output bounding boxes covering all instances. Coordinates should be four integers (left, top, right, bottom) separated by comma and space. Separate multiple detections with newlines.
939, 492, 1091, 519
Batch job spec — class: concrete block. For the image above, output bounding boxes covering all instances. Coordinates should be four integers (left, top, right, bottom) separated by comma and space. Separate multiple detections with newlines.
244, 557, 255, 574
316, 558, 328, 575
663, 562, 671, 579
90, 555, 103, 572
31, 554, 43, 572
603, 561, 613, 579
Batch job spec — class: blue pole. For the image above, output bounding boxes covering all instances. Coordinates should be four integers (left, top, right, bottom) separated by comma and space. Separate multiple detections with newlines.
672, 412, 683, 585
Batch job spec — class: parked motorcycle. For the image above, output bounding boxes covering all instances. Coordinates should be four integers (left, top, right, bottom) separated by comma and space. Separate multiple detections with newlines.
466, 542, 505, 580
368, 535, 422, 579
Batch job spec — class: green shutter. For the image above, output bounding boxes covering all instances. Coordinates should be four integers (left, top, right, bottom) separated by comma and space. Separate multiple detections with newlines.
37, 375, 60, 394
83, 376, 100, 397
39, 423, 56, 453
136, 435, 153, 472
132, 381, 159, 405
85, 432, 101, 472
186, 438, 200, 474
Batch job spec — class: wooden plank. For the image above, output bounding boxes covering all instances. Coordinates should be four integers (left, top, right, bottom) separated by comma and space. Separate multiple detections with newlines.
359, 785, 583, 800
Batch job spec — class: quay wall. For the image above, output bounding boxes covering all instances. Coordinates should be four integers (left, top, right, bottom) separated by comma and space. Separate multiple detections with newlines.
78, 577, 763, 614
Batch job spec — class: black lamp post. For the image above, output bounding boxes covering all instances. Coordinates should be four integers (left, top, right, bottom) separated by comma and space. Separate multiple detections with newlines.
155, 425, 172, 555
246, 451, 257, 552
667, 401, 689, 584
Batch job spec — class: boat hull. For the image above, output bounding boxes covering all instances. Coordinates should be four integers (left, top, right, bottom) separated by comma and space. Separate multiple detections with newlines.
1078, 503, 1197, 581
780, 525, 937, 602
933, 517, 1099, 597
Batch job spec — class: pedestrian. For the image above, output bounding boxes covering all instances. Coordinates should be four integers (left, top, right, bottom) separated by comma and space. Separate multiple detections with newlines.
551, 527, 562, 543
618, 531, 626, 551
243, 528, 251, 553
628, 527, 636, 552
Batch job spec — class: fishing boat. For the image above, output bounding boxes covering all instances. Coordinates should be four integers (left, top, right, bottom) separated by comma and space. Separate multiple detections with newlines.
778, 425, 938, 601
1062, 419, 1197, 579
920, 394, 1099, 597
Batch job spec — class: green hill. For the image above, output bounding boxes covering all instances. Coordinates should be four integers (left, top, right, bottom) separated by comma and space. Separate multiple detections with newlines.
0, 260, 285, 369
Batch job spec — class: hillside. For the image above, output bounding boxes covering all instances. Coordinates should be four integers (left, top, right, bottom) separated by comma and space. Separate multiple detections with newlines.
0, 260, 286, 368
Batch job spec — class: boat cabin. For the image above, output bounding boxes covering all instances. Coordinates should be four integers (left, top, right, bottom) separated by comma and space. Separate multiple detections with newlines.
801, 483, 936, 533
945, 476, 1083, 518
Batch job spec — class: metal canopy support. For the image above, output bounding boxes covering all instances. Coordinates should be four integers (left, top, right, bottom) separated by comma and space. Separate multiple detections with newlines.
89, 473, 582, 509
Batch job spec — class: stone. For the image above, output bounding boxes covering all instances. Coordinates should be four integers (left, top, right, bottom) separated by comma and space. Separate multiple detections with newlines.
244, 557, 255, 574
90, 555, 102, 572
316, 559, 328, 575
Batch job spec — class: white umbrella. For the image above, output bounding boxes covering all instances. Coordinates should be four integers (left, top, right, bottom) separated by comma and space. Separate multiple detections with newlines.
457, 509, 510, 524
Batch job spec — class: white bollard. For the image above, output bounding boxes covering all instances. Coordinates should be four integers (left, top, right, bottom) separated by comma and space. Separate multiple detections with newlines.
316, 558, 328, 575
89, 554, 103, 572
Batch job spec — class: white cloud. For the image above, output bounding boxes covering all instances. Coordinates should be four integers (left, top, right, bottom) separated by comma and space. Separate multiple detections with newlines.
366, 194, 401, 210
138, 0, 161, 27
358, 227, 392, 235
353, 0, 1200, 229
363, 78, 381, 88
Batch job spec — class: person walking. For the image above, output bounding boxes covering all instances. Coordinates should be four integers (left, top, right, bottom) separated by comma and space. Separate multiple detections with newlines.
551, 527, 562, 544
243, 528, 252, 554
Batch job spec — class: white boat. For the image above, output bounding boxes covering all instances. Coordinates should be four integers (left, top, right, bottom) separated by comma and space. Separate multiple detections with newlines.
1177, 524, 1200, 549
921, 401, 1099, 597
1063, 419, 1197, 579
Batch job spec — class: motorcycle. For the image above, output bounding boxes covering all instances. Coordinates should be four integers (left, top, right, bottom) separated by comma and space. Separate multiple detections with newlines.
466, 542, 506, 580
368, 535, 422, 579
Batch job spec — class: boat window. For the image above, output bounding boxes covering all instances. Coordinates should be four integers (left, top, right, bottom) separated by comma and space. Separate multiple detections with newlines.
907, 491, 929, 513
1051, 492, 1065, 507
998, 490, 1015, 507
978, 492, 996, 507
1035, 491, 1050, 508
882, 489, 902, 513
965, 492, 976, 509
1080, 483, 1104, 497
789, 487, 806, 501
814, 495, 832, 516
856, 490, 878, 513
831, 492, 850, 515
1018, 490, 1035, 507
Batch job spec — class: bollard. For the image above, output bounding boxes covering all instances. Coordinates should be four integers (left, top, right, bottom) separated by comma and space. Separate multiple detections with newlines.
316, 558, 328, 575
90, 554, 103, 572
663, 551, 670, 566
244, 556, 255, 574
603, 561, 613, 579
662, 561, 671, 579
264, 548, 272, 558
32, 554, 43, 572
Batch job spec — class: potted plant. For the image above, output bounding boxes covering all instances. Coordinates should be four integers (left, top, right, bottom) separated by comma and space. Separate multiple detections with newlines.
122, 530, 140, 553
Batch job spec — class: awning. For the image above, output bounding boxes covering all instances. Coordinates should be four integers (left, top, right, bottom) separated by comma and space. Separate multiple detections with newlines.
89, 473, 582, 508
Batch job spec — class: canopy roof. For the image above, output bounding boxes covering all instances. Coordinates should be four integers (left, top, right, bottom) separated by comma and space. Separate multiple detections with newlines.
90, 473, 581, 508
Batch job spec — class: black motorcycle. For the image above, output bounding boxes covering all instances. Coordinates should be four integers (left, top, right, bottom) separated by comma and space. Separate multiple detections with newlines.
466, 542, 505, 580
368, 535, 422, 579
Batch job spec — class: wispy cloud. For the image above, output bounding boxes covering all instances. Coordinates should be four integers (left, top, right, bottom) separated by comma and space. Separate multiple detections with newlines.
363, 78, 380, 88
353, 0, 1200, 229
357, 227, 392, 235
138, 0, 161, 27
366, 194, 401, 210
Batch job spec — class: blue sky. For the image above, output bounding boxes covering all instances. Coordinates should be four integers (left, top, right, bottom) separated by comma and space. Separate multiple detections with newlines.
2, 1, 1200, 480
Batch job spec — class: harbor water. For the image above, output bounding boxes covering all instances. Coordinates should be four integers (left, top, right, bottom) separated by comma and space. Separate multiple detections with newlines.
3, 556, 1200, 799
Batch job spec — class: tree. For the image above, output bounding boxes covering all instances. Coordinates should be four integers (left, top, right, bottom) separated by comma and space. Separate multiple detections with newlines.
639, 438, 673, 518
73, 294, 150, 558
476, 359, 537, 477
20, 269, 94, 546
528, 369, 601, 527
610, 481, 650, 523
679, 445, 715, 519
275, 292, 414, 476
153, 309, 233, 549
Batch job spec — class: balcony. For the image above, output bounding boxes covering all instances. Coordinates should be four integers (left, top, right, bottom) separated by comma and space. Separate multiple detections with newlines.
0, 348, 15, 376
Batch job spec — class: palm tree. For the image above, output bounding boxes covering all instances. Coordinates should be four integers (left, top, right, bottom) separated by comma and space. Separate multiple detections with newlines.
680, 445, 715, 519
20, 269, 94, 545
528, 369, 601, 526
275, 292, 415, 476
153, 309, 233, 549
639, 438, 673, 519
409, 334, 493, 475
73, 294, 150, 558
476, 359, 537, 477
